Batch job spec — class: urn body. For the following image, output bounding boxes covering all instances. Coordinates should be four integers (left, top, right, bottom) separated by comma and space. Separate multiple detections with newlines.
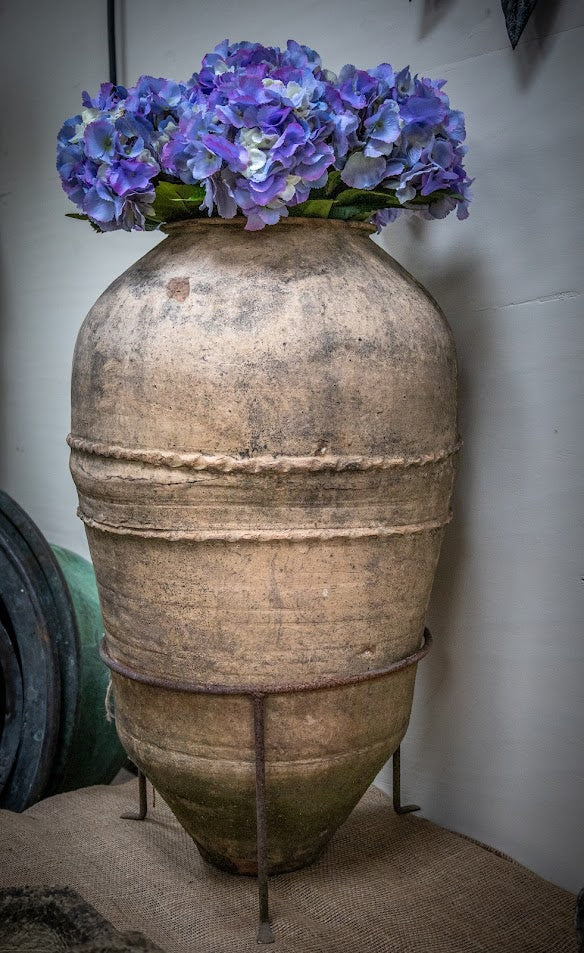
69, 219, 458, 874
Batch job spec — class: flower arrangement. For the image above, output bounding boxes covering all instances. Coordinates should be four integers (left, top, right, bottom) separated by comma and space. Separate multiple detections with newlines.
57, 39, 471, 232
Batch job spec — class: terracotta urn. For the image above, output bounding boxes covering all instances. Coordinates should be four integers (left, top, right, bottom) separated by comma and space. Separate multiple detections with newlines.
69, 218, 458, 875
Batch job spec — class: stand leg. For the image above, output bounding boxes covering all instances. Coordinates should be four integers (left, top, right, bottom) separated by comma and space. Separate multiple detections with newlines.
253, 694, 275, 944
392, 745, 420, 815
121, 769, 148, 820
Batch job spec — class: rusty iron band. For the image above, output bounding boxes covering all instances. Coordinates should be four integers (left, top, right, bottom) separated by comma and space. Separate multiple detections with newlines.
67, 434, 461, 474
77, 510, 451, 542
99, 628, 431, 697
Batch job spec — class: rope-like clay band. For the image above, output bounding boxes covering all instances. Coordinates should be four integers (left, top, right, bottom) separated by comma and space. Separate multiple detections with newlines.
67, 434, 461, 474
76, 509, 452, 541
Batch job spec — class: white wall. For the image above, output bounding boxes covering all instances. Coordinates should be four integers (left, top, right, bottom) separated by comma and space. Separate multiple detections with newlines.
1, 0, 582, 892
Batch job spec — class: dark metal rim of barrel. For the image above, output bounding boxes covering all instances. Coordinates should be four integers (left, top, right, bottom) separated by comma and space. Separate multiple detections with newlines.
0, 490, 126, 810
0, 490, 80, 810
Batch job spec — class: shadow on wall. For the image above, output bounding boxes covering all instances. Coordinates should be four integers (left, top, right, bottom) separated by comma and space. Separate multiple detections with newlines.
418, 0, 568, 89
513, 0, 567, 88
421, 316, 535, 827
413, 253, 489, 817
377, 214, 520, 821
417, 0, 459, 41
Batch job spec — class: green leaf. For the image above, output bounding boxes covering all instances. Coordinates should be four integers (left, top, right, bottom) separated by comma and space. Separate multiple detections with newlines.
304, 170, 344, 202
328, 205, 375, 221
322, 170, 344, 198
288, 199, 334, 219
65, 212, 105, 233
148, 180, 206, 223
332, 189, 401, 210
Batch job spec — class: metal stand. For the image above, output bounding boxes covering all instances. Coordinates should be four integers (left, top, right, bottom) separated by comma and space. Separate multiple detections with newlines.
392, 745, 421, 815
105, 629, 432, 945
253, 694, 274, 944
121, 768, 148, 821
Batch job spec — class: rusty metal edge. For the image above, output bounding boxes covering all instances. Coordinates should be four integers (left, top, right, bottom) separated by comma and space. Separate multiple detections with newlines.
99, 629, 431, 697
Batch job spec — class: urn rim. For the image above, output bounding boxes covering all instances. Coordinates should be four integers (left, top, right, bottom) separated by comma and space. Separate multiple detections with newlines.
161, 215, 376, 235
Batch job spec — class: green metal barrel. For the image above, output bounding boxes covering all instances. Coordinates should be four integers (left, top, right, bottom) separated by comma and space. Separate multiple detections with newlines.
50, 544, 126, 793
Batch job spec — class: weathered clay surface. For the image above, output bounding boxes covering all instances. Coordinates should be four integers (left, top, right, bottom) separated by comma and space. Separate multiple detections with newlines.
69, 218, 458, 874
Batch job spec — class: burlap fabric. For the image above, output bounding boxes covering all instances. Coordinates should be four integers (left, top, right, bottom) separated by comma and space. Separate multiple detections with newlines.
0, 780, 576, 952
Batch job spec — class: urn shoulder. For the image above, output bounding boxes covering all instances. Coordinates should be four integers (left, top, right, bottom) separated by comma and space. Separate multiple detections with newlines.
71, 219, 457, 458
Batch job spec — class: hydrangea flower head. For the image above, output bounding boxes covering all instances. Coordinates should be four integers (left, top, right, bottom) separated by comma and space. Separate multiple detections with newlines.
57, 40, 471, 232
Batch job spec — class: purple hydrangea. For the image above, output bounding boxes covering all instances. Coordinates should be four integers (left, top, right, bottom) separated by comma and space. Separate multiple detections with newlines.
160, 40, 339, 229
57, 81, 162, 231
57, 41, 472, 232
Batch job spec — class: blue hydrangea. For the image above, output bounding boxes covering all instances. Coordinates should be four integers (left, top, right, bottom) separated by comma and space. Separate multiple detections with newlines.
57, 81, 162, 231
57, 41, 472, 232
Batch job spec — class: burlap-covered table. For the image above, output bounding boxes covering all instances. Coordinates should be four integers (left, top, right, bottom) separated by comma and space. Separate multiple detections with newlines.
0, 780, 576, 952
